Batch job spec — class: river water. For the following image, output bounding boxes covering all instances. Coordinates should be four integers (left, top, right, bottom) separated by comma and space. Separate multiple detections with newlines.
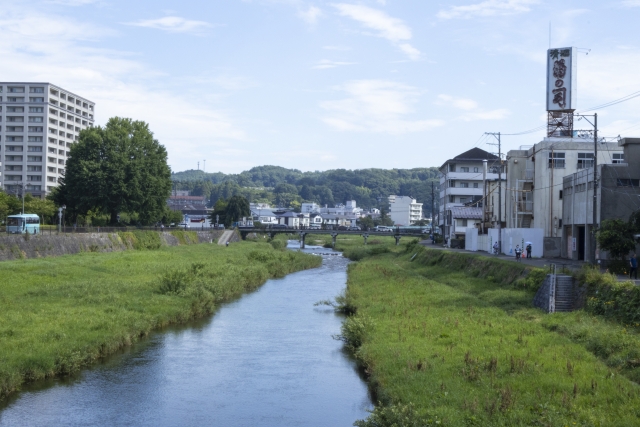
0, 243, 372, 427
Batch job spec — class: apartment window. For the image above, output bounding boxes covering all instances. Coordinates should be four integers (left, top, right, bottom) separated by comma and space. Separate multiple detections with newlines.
48, 147, 57, 153
60, 93, 66, 100
67, 133, 73, 139
49, 108, 58, 115
448, 195, 455, 203
68, 96, 75, 103
29, 97, 44, 103
4, 165, 22, 171
29, 87, 44, 93
7, 116, 23, 122
82, 102, 88, 108
473, 183, 479, 188
50, 89, 59, 96
28, 126, 44, 132
67, 124, 73, 130
60, 103, 66, 109
48, 167, 56, 173
617, 179, 640, 187
7, 107, 24, 113
548, 152, 565, 168
47, 176, 57, 182
29, 116, 43, 123
577, 152, 594, 169
27, 175, 42, 182
7, 97, 24, 102
58, 149, 65, 155
28, 166, 42, 172
60, 141, 66, 146
461, 219, 468, 227
49, 119, 58, 125
49, 138, 57, 144
27, 185, 42, 191
460, 182, 469, 188
5, 146, 23, 152
448, 180, 456, 188
82, 112, 87, 117
559, 190, 563, 199
613, 153, 625, 164
66, 151, 70, 157
474, 167, 479, 173
82, 120, 87, 125
6, 136, 24, 142
28, 146, 43, 152
5, 175, 22, 181
28, 136, 43, 142
58, 159, 65, 165
8, 87, 25, 93
459, 197, 470, 204
6, 156, 23, 162
29, 107, 44, 113
28, 156, 43, 162
461, 167, 469, 172
7, 126, 24, 132
51, 100, 59, 106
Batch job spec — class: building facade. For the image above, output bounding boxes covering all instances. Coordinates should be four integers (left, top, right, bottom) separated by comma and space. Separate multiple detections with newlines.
561, 137, 640, 261
439, 148, 502, 239
506, 137, 623, 256
388, 195, 422, 226
0, 82, 95, 198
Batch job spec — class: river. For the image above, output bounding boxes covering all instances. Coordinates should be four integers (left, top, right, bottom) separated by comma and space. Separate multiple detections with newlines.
0, 243, 372, 426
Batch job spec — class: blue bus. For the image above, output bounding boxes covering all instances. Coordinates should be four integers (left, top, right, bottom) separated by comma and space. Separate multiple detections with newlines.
6, 214, 41, 234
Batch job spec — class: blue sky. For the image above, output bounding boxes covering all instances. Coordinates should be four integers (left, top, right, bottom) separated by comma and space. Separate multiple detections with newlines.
2, 0, 640, 173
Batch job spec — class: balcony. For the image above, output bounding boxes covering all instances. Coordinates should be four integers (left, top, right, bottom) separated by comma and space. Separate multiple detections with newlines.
446, 171, 500, 180
444, 187, 483, 196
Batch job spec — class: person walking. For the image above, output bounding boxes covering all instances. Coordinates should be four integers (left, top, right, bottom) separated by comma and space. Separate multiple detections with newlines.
630, 253, 638, 280
515, 245, 522, 262
526, 243, 532, 258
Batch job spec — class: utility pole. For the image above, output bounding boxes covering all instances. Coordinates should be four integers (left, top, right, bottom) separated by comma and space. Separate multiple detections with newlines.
592, 113, 598, 264
486, 132, 502, 254
431, 181, 435, 240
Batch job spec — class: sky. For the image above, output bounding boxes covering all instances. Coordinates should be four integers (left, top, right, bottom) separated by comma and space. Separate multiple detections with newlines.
2, 0, 640, 173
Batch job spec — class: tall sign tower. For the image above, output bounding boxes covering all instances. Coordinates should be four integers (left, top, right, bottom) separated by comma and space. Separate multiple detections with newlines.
546, 47, 577, 137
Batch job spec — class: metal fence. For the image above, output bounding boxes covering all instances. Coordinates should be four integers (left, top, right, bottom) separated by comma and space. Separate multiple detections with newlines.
0, 225, 225, 235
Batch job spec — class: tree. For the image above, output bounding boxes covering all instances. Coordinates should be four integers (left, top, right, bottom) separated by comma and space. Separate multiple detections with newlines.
224, 195, 250, 227
53, 117, 172, 225
210, 199, 228, 226
596, 219, 636, 260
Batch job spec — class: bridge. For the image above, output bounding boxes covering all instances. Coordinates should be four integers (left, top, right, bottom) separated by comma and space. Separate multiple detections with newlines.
237, 228, 428, 248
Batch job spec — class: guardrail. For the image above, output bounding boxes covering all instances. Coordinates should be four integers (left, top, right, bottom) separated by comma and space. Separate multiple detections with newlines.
1, 225, 225, 234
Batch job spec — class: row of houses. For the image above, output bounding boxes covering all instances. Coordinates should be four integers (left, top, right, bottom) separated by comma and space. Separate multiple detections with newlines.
439, 136, 640, 261
251, 204, 360, 228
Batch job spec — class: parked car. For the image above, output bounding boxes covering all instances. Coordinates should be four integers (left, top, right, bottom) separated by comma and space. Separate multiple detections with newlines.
337, 225, 348, 230
348, 226, 361, 231
271, 224, 289, 229
309, 224, 322, 229
375, 226, 393, 232
177, 223, 190, 229
213, 224, 225, 229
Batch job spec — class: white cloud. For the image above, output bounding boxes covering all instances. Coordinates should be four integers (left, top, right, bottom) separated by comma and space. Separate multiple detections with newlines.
437, 0, 539, 19
312, 59, 356, 69
298, 5, 322, 24
126, 16, 212, 33
0, 7, 245, 172
622, 0, 640, 6
437, 94, 509, 121
321, 80, 443, 133
332, 3, 420, 60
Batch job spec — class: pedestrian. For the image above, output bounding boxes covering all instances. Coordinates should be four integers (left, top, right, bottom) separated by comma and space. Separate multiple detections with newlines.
493, 241, 499, 255
515, 245, 522, 262
630, 253, 638, 280
526, 243, 532, 258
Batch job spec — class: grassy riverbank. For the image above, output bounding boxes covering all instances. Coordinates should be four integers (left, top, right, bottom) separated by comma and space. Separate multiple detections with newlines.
343, 245, 640, 426
0, 240, 321, 400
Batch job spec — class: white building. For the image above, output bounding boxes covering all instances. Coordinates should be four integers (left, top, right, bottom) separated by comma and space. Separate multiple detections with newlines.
439, 148, 503, 239
506, 137, 623, 256
388, 195, 422, 226
0, 82, 95, 198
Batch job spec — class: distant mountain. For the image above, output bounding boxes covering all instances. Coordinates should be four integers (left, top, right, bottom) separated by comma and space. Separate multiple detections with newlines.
171, 165, 441, 212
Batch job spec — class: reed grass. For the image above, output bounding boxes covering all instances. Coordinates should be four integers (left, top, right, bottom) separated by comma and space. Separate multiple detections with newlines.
0, 241, 321, 401
344, 246, 640, 426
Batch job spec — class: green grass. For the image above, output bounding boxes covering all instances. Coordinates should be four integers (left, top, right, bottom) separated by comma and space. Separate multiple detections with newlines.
342, 246, 640, 426
0, 241, 321, 401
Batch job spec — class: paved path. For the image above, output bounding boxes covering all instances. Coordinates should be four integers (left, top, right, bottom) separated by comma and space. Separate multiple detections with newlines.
218, 230, 235, 246
419, 240, 638, 284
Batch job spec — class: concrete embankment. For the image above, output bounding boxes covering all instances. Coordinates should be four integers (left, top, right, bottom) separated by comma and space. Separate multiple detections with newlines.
0, 229, 240, 261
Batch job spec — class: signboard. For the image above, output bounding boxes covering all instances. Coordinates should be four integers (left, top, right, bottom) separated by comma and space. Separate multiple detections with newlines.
546, 47, 577, 111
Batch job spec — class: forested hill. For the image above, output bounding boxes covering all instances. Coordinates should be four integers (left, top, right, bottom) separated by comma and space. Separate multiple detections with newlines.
171, 165, 441, 212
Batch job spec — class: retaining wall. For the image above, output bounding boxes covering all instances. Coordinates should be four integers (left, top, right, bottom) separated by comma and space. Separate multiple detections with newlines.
0, 230, 230, 262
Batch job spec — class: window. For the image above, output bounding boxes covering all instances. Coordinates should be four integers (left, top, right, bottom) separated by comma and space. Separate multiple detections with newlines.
5, 175, 22, 181
7, 116, 23, 122
4, 165, 22, 171
49, 108, 58, 115
8, 87, 25, 93
58, 149, 65, 155
459, 197, 470, 204
28, 137, 43, 142
48, 147, 57, 153
29, 116, 43, 123
50, 89, 59, 96
7, 97, 24, 102
29, 107, 44, 113
559, 190, 563, 199
448, 195, 455, 203
474, 167, 479, 173
449, 164, 456, 172
461, 167, 469, 172
6, 136, 24, 142
6, 156, 23, 162
29, 87, 44, 93
577, 153, 594, 169
29, 97, 44, 103
28, 126, 44, 132
28, 185, 42, 191
47, 176, 57, 182
28, 146, 43, 152
617, 179, 640, 187
613, 153, 625, 164
473, 183, 479, 188
27, 175, 42, 182
7, 126, 24, 132
7, 107, 24, 113
28, 156, 43, 162
60, 93, 66, 100
6, 146, 23, 152
28, 166, 42, 172
548, 152, 565, 168
460, 182, 469, 188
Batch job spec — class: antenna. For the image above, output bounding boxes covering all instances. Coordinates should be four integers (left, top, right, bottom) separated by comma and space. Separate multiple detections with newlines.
197, 161, 200, 171
203, 159, 206, 172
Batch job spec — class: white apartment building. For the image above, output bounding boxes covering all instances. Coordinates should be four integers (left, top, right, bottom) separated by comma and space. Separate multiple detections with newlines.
439, 148, 503, 239
388, 195, 422, 226
0, 82, 95, 198
506, 137, 623, 256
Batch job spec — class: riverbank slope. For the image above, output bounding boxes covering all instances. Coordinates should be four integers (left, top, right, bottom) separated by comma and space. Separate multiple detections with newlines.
0, 240, 321, 401
343, 244, 640, 426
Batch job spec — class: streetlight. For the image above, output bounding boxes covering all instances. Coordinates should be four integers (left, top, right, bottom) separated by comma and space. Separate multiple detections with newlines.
58, 205, 66, 233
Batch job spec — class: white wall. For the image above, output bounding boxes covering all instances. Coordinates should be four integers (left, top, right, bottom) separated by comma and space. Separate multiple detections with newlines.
471, 228, 543, 258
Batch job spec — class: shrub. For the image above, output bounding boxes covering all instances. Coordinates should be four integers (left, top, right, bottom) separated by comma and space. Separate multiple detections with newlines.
354, 402, 441, 427
334, 313, 375, 350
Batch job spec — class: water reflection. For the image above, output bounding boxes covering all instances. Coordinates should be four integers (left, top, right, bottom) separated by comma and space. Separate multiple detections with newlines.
0, 242, 372, 427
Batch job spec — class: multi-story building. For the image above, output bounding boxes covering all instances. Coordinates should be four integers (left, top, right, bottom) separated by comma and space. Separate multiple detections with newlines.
388, 195, 422, 226
561, 137, 639, 261
506, 137, 622, 256
0, 82, 95, 198
439, 148, 502, 239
